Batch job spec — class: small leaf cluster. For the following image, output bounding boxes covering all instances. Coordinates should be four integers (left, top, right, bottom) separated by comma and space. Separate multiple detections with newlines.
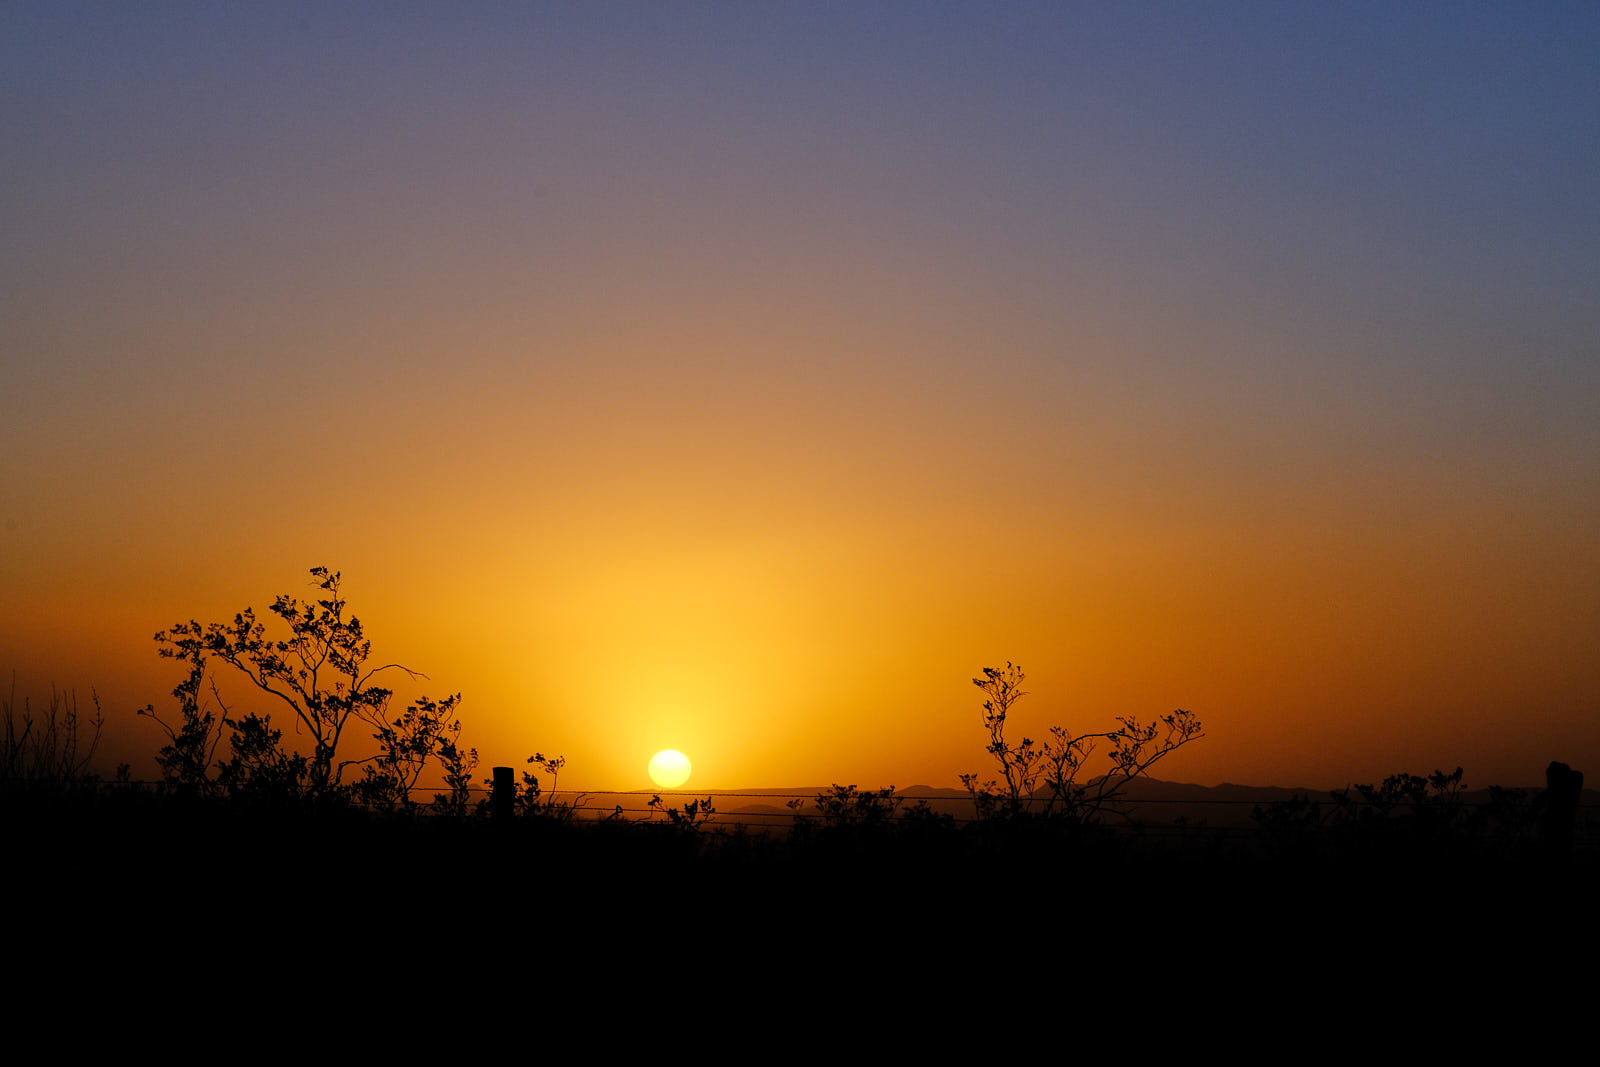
511, 751, 578, 820
648, 793, 716, 831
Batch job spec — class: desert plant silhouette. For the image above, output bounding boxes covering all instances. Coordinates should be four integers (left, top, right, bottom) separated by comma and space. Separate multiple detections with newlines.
648, 792, 717, 831
1251, 763, 1583, 862
140, 566, 467, 804
785, 783, 936, 853
2, 681, 106, 790
510, 752, 580, 820
960, 662, 1203, 823
798, 784, 901, 829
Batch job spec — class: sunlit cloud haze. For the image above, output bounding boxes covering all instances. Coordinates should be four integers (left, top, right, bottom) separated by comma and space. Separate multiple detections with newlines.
4, 4, 1597, 792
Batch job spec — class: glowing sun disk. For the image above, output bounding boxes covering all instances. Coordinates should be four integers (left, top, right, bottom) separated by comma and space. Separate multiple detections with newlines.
648, 749, 692, 788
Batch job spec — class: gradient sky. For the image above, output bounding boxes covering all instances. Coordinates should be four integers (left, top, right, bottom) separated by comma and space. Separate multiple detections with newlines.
4, 3, 1598, 792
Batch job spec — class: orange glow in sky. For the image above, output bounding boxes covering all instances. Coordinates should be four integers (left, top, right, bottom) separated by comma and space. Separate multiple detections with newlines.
4, 7, 1597, 793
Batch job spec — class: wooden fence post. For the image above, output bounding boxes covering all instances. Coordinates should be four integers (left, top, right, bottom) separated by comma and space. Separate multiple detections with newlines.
1543, 761, 1583, 855
492, 766, 515, 823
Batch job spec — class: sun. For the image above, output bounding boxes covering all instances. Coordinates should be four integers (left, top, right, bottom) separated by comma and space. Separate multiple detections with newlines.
648, 749, 692, 788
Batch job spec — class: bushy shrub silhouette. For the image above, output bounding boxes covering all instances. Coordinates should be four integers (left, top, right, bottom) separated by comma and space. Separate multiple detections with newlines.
1328, 768, 1468, 837
960, 662, 1203, 824
786, 784, 905, 848
1248, 766, 1572, 865
140, 566, 468, 807
508, 752, 579, 820
648, 793, 717, 832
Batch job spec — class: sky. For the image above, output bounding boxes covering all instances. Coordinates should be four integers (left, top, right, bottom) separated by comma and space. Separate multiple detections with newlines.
4, 2, 1598, 793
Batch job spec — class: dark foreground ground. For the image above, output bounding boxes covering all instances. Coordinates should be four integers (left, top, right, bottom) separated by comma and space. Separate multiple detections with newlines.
11, 786, 1593, 940
9, 786, 1596, 1052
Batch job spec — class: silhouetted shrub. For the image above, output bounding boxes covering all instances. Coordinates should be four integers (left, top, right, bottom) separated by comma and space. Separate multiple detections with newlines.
960, 662, 1203, 825
140, 566, 469, 808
